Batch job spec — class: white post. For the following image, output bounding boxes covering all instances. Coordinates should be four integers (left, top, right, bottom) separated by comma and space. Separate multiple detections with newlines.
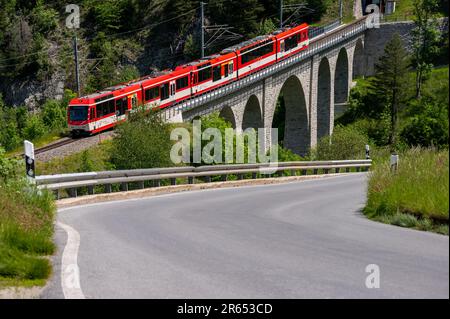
390, 153, 399, 172
24, 140, 35, 183
365, 144, 370, 159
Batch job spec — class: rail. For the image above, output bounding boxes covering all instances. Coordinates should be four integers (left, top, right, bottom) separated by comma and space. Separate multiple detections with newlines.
162, 16, 368, 121
36, 160, 372, 199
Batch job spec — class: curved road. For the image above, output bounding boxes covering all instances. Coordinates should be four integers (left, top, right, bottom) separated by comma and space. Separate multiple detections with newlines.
44, 173, 449, 298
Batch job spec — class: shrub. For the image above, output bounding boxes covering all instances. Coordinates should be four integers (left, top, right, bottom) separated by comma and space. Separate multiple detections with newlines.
311, 125, 369, 160
23, 115, 46, 140
110, 109, 174, 169
0, 147, 18, 182
41, 99, 66, 130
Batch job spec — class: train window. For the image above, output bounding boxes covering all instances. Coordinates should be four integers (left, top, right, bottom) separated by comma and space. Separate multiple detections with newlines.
90, 108, 95, 120
145, 87, 159, 101
241, 41, 274, 65
160, 83, 170, 100
213, 66, 221, 82
280, 41, 285, 52
96, 99, 115, 118
198, 66, 212, 83
69, 105, 88, 121
116, 97, 127, 116
176, 76, 189, 90
229, 62, 233, 74
224, 64, 229, 77
285, 35, 297, 51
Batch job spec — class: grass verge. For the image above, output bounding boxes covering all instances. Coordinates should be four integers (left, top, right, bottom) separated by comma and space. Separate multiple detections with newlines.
0, 179, 56, 287
364, 147, 449, 235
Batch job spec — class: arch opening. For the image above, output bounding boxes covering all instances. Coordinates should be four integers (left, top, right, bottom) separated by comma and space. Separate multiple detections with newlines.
219, 106, 236, 129
334, 48, 349, 105
317, 57, 332, 140
272, 75, 309, 155
353, 39, 365, 79
242, 95, 263, 131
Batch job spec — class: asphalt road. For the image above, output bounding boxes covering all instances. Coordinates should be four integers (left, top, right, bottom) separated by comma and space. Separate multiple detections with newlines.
43, 173, 449, 299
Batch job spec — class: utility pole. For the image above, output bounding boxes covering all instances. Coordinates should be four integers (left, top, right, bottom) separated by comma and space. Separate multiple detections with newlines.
73, 35, 80, 96
200, 1, 205, 58
339, 0, 343, 23
280, 0, 283, 28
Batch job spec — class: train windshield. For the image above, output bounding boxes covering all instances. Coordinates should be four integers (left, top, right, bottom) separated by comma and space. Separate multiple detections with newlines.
69, 105, 89, 121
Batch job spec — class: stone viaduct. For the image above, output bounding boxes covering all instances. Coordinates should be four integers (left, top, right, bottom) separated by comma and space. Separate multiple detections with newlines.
160, 17, 378, 155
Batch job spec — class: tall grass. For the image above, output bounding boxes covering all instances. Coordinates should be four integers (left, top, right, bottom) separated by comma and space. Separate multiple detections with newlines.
0, 177, 56, 286
364, 148, 449, 234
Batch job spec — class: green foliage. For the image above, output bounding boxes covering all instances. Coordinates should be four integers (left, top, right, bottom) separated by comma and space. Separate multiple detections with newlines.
401, 99, 449, 147
41, 100, 66, 130
364, 148, 449, 233
29, 0, 58, 33
0, 173, 56, 283
257, 18, 277, 36
23, 115, 46, 141
0, 147, 17, 182
110, 109, 174, 169
373, 33, 411, 147
412, 0, 442, 98
311, 125, 368, 160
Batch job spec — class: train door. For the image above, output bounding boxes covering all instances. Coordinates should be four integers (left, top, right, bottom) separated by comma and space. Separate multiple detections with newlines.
170, 80, 176, 100
115, 97, 128, 122
89, 107, 96, 131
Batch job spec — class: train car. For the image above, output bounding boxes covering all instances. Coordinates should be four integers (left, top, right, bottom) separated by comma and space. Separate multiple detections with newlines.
184, 51, 237, 95
68, 22, 310, 135
274, 23, 309, 61
141, 66, 192, 110
68, 81, 141, 135
222, 35, 277, 79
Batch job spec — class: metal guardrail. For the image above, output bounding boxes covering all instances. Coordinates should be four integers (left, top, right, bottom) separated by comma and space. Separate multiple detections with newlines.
162, 17, 368, 121
37, 160, 372, 199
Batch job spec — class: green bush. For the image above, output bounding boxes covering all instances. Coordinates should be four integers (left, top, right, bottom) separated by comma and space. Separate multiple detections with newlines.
41, 99, 66, 130
0, 147, 17, 182
23, 115, 46, 140
110, 109, 174, 169
311, 125, 369, 160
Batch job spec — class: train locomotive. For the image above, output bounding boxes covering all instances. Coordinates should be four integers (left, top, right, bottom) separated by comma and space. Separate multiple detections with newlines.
68, 23, 309, 135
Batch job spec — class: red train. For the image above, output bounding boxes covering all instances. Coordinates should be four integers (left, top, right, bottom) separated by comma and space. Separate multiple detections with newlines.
68, 23, 309, 135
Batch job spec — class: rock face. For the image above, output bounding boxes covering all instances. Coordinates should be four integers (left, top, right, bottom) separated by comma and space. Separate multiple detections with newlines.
1, 70, 66, 111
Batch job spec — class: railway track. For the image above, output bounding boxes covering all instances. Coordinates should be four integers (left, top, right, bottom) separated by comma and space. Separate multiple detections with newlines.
34, 137, 77, 155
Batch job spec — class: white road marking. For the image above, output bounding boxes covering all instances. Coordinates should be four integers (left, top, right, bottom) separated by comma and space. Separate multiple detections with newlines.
57, 221, 85, 299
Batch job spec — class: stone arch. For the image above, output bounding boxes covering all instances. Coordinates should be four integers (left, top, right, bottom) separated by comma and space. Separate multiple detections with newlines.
317, 57, 332, 140
334, 47, 349, 104
272, 75, 309, 155
353, 38, 365, 78
242, 95, 263, 131
218, 106, 236, 129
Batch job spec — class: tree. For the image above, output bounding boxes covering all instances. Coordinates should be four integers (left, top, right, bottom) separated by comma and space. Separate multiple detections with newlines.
372, 33, 410, 149
110, 109, 174, 169
412, 0, 441, 98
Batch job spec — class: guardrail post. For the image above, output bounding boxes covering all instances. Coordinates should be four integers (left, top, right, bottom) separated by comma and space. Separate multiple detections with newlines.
277, 170, 283, 177
313, 169, 318, 175
237, 174, 243, 180
188, 176, 194, 184
301, 169, 307, 176
205, 176, 211, 183
251, 172, 257, 179
290, 170, 296, 176
335, 167, 340, 174
356, 167, 361, 172
68, 188, 77, 198
105, 184, 112, 193
170, 178, 177, 186
121, 182, 128, 192
138, 181, 144, 189
345, 167, 350, 173
221, 175, 227, 182
88, 186, 94, 195
324, 168, 329, 174
154, 180, 161, 187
